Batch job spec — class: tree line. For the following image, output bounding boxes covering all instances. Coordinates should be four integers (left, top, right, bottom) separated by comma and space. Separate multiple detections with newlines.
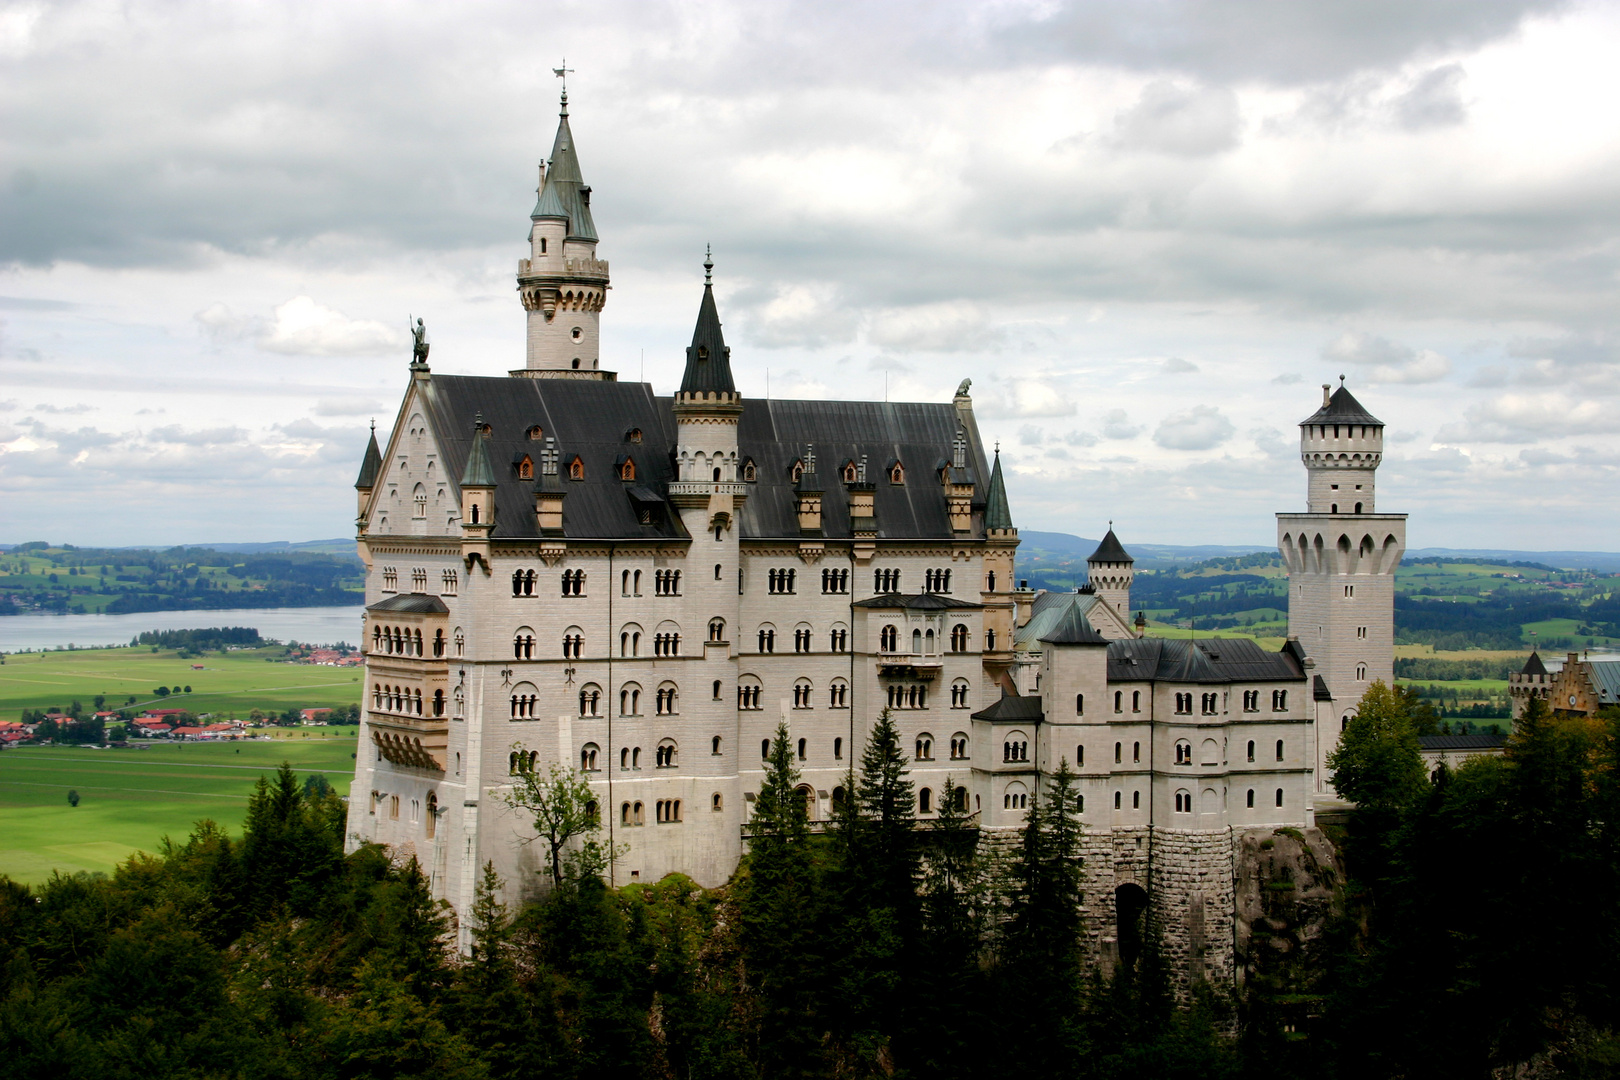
4, 698, 1618, 1077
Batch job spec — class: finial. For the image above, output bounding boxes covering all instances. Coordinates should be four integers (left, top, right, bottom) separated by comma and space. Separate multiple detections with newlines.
994, 440, 1000, 454
553, 60, 573, 110
369, 418, 375, 435
473, 412, 483, 430
704, 244, 713, 285
1339, 374, 1346, 385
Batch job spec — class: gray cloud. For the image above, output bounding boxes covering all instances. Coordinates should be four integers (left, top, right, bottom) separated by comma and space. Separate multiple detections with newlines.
1161, 356, 1199, 374
1111, 81, 1240, 157
1271, 372, 1303, 385
1102, 409, 1142, 440
1393, 63, 1469, 129
1154, 405, 1235, 450
1323, 332, 1452, 384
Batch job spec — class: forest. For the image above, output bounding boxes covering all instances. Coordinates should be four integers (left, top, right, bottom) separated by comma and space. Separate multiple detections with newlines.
0, 544, 363, 616
2, 697, 1618, 1079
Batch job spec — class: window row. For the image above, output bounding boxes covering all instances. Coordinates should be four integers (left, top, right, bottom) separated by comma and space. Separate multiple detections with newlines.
886, 684, 929, 710
740, 677, 852, 710
373, 624, 446, 658
878, 623, 974, 655
372, 683, 445, 718
1169, 689, 1290, 714
379, 790, 439, 838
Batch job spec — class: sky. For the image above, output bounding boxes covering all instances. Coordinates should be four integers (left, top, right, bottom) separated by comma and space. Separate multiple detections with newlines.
3, 0, 1619, 551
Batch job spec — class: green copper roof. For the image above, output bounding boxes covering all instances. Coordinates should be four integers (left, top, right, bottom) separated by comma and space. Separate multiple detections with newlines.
530, 95, 598, 241
984, 450, 1012, 530
460, 421, 496, 487
1039, 602, 1107, 645
354, 426, 382, 489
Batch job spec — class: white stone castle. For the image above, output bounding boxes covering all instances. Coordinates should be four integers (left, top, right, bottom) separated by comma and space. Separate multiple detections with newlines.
345, 92, 1406, 974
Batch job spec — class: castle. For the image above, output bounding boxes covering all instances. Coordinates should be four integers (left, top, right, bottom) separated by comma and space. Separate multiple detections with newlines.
344, 91, 1406, 977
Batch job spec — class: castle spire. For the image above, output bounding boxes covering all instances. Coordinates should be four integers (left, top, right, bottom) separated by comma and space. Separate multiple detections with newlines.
679, 251, 736, 396
530, 90, 596, 241
355, 420, 382, 491
984, 448, 1013, 532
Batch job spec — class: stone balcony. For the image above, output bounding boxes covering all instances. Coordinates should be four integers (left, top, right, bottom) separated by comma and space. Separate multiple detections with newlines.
369, 712, 449, 772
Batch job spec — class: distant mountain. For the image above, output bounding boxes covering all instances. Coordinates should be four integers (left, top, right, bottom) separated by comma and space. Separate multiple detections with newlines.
1017, 531, 1620, 573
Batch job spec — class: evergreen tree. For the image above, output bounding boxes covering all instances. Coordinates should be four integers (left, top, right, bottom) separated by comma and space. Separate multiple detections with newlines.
910, 773, 988, 1079
737, 721, 825, 1078
449, 863, 556, 1080
997, 759, 1086, 1075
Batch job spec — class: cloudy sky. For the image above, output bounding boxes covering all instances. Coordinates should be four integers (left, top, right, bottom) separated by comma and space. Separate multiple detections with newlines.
3, 0, 1618, 550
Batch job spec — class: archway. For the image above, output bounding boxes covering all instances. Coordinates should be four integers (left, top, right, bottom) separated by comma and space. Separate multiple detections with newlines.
1115, 883, 1150, 972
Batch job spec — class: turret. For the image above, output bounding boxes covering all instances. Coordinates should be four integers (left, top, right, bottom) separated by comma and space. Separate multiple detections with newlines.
1086, 526, 1134, 620
355, 421, 382, 521
668, 252, 745, 536
516, 88, 611, 376
982, 448, 1019, 656
1300, 377, 1383, 514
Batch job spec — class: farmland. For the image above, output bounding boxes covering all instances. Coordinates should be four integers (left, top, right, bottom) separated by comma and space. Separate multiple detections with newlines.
0, 736, 357, 884
0, 642, 363, 719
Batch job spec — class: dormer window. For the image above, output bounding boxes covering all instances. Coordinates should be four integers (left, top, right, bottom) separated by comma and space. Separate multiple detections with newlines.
526, 425, 544, 441
516, 455, 533, 480
889, 462, 905, 485
790, 459, 804, 483
742, 460, 757, 482
478, 422, 493, 435
842, 461, 858, 483
625, 427, 643, 444
619, 457, 636, 482
698, 346, 710, 360
569, 456, 585, 481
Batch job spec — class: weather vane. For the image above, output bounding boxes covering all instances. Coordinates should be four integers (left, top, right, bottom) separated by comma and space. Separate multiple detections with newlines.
553, 59, 574, 97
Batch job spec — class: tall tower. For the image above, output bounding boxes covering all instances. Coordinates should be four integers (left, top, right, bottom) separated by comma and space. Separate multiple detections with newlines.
516, 87, 612, 377
1277, 379, 1407, 797
1086, 527, 1134, 620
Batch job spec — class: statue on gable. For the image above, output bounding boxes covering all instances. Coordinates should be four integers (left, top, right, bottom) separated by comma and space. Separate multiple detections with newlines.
409, 316, 430, 368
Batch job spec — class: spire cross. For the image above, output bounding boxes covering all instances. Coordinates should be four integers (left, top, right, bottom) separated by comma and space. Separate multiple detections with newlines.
704, 243, 713, 285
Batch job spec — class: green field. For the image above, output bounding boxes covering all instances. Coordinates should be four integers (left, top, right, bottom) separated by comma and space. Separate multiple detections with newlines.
0, 644, 363, 719
0, 737, 358, 884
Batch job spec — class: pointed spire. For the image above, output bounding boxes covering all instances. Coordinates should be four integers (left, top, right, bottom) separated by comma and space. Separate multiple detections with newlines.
530, 87, 596, 240
1088, 527, 1133, 565
679, 250, 736, 396
460, 414, 495, 487
984, 448, 1013, 532
355, 420, 382, 490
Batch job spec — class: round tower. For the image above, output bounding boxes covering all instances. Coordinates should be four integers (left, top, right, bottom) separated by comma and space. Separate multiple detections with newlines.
1086, 526, 1134, 620
516, 88, 612, 376
1301, 376, 1382, 514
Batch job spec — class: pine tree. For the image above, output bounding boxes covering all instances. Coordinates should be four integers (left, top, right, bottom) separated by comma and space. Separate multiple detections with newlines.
910, 772, 988, 1078
997, 758, 1086, 1074
737, 721, 825, 1078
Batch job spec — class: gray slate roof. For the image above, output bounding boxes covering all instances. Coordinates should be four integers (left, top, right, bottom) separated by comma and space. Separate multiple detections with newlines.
460, 425, 496, 487
530, 98, 597, 242
971, 694, 1044, 722
852, 593, 983, 611
1089, 528, 1132, 564
1040, 602, 1108, 645
1302, 383, 1383, 427
1105, 636, 1304, 685
1589, 660, 1620, 705
679, 280, 736, 395
367, 593, 451, 614
1521, 651, 1548, 676
1418, 734, 1506, 751
413, 375, 993, 542
355, 429, 382, 489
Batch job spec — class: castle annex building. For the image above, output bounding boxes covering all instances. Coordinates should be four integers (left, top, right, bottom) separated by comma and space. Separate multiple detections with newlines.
345, 93, 1405, 978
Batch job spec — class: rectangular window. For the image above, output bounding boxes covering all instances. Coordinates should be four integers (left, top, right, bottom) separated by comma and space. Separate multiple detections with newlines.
1356, 625, 1367, 639
1344, 584, 1355, 598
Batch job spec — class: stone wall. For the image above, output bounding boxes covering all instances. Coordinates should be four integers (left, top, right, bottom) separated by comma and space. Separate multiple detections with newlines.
1233, 826, 1341, 1031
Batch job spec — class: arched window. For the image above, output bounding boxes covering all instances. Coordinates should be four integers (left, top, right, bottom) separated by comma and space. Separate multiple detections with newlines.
512, 627, 536, 660
1276, 739, 1285, 761
834, 736, 844, 760
1115, 741, 1122, 764
655, 683, 679, 715
581, 743, 600, 771
881, 624, 898, 652
829, 678, 849, 708
1133, 741, 1140, 763
1003, 783, 1028, 811
915, 733, 934, 761
1131, 690, 1141, 712
509, 681, 539, 719
1114, 790, 1122, 809
656, 740, 677, 768
1356, 663, 1367, 680
919, 788, 933, 814
709, 617, 725, 642
912, 628, 922, 654
1075, 693, 1084, 715
432, 689, 445, 716
1175, 740, 1191, 765
712, 735, 722, 755
1132, 790, 1141, 809
792, 678, 813, 709
950, 678, 970, 709
1272, 689, 1288, 710
712, 679, 722, 700
1175, 790, 1191, 813
738, 677, 762, 710
950, 623, 969, 652
577, 683, 602, 717
1075, 743, 1084, 766
1114, 690, 1122, 713
757, 625, 776, 653
620, 683, 642, 716
1246, 789, 1255, 808
1275, 788, 1284, 808
797, 738, 807, 761
569, 456, 584, 480
761, 739, 770, 759
713, 792, 724, 810
509, 751, 520, 774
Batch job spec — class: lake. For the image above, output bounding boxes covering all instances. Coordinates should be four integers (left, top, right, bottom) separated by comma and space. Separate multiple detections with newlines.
0, 606, 365, 653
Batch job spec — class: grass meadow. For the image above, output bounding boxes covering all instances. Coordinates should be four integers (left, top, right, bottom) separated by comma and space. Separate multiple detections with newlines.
0, 644, 363, 718
0, 737, 358, 884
